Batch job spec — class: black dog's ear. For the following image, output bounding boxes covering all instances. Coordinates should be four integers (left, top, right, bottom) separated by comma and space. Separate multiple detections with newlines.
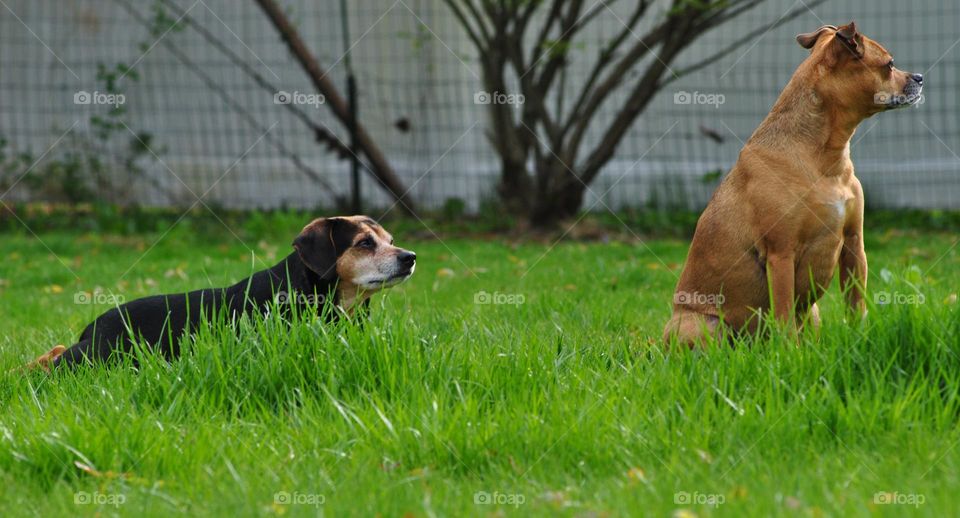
796, 24, 837, 49
293, 218, 342, 280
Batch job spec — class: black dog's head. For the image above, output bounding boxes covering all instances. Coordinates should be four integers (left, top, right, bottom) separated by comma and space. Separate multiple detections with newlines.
292, 216, 416, 304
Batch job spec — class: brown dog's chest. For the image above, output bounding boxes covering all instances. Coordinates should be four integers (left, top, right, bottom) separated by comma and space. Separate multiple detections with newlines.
800, 182, 857, 239
792, 179, 859, 292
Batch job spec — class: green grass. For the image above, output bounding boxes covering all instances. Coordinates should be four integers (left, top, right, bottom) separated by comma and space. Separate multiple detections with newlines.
1, 217, 959, 517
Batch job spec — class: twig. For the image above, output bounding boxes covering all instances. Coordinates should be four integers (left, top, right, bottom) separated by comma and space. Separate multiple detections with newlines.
115, 0, 346, 204
253, 0, 416, 214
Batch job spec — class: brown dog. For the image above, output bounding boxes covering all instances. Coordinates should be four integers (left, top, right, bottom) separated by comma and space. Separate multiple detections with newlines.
664, 22, 923, 346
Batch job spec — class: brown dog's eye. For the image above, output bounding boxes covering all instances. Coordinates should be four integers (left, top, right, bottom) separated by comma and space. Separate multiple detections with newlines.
356, 237, 375, 249
886, 59, 894, 70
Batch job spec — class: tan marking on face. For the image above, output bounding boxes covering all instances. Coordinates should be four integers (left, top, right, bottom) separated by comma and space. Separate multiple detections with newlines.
332, 217, 414, 310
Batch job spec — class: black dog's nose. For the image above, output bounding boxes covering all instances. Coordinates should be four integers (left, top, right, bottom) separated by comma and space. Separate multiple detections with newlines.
911, 73, 924, 85
398, 251, 416, 267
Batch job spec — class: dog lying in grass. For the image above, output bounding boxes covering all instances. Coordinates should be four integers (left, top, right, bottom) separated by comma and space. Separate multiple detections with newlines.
24, 216, 416, 371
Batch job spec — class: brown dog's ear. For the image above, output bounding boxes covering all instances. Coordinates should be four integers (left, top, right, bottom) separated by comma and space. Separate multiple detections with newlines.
293, 218, 342, 280
796, 25, 837, 49
834, 21, 863, 56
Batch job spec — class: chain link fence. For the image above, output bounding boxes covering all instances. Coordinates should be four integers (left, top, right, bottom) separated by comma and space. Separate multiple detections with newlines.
1, 0, 957, 213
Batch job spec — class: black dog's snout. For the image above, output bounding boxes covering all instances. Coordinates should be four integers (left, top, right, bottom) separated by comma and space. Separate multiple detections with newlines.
397, 251, 416, 267
911, 73, 924, 85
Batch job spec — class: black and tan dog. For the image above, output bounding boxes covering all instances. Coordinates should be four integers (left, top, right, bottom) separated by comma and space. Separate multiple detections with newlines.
664, 22, 923, 346
25, 216, 416, 370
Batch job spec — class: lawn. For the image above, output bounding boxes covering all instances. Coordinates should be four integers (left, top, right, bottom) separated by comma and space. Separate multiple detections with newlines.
1, 214, 958, 517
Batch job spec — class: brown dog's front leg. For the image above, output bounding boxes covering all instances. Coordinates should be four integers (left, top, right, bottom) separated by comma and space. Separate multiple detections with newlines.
766, 252, 796, 326
841, 190, 868, 318
840, 231, 868, 317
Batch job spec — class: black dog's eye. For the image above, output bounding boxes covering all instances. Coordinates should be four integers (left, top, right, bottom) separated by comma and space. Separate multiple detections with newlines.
356, 237, 375, 249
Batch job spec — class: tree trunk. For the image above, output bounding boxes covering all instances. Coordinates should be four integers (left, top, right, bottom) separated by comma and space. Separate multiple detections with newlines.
530, 183, 584, 226
529, 160, 585, 227
496, 155, 533, 215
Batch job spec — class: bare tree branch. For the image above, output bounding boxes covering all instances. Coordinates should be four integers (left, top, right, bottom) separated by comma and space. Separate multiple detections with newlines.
441, 0, 487, 48
150, 0, 350, 191
563, 20, 671, 164
253, 0, 416, 214
561, 0, 652, 139
667, 0, 829, 82
528, 0, 567, 69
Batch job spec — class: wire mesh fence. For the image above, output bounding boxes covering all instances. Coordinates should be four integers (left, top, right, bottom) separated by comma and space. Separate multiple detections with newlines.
1, 0, 957, 214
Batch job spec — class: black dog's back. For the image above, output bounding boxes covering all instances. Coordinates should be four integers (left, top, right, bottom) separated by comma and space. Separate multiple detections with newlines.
45, 215, 416, 370
55, 254, 327, 368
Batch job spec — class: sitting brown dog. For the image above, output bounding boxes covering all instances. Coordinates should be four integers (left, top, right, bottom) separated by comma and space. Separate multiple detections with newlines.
664, 22, 923, 346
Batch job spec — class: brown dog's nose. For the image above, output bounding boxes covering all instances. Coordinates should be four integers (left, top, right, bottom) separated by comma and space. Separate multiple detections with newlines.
398, 251, 416, 268
911, 73, 924, 85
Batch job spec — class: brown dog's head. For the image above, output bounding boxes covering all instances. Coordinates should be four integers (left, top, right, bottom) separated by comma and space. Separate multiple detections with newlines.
292, 216, 416, 296
797, 22, 923, 114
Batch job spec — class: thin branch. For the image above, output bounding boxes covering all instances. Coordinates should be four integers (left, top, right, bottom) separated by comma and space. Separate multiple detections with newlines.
528, 0, 566, 68
577, 11, 696, 184
563, 20, 672, 162
253, 0, 416, 213
562, 0, 651, 138
532, 0, 585, 98
667, 0, 829, 83
441, 0, 487, 48
461, 0, 493, 41
117, 0, 345, 202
